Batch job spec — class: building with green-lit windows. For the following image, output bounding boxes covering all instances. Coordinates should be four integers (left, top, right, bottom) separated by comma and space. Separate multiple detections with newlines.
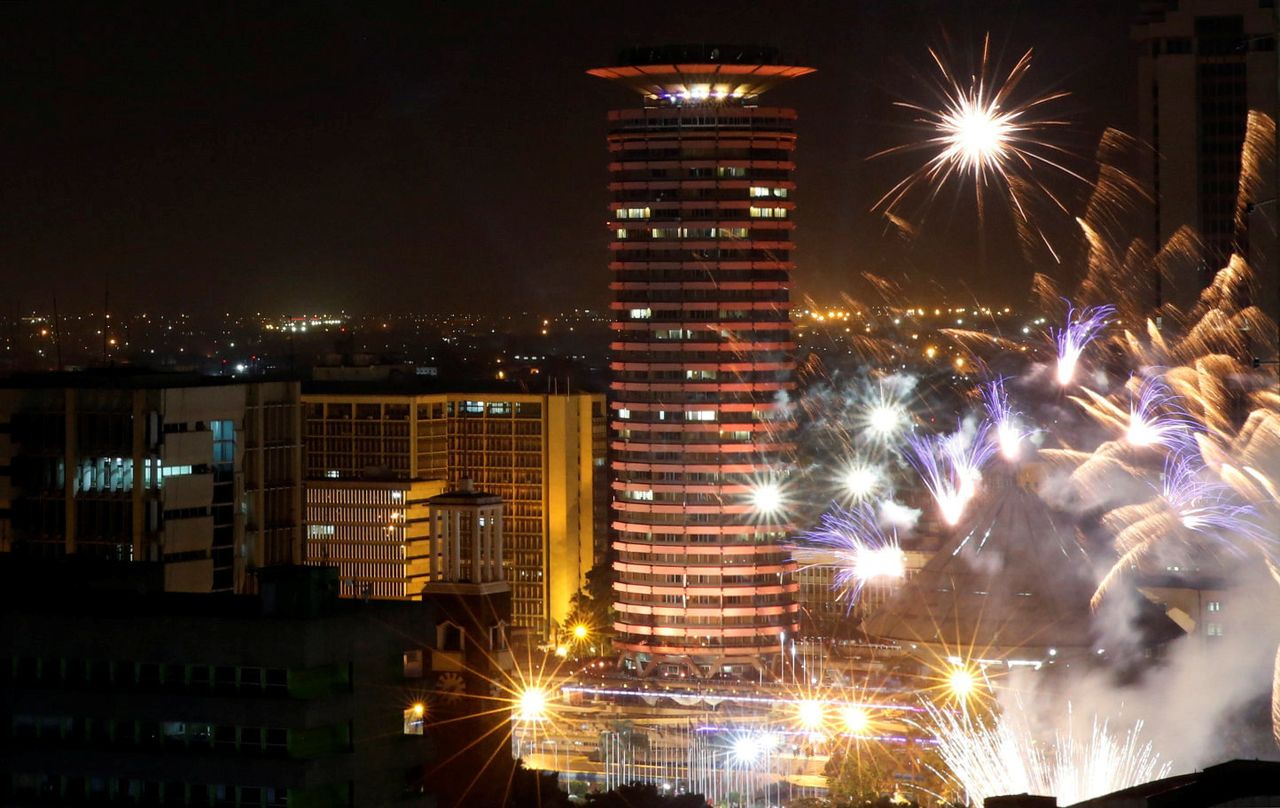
0, 370, 303, 593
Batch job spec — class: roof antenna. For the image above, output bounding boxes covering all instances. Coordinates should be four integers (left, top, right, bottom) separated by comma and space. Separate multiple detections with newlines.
52, 295, 64, 372
102, 278, 110, 366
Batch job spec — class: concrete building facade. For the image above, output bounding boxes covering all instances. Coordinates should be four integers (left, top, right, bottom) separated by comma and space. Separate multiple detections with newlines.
0, 372, 303, 594
301, 385, 607, 639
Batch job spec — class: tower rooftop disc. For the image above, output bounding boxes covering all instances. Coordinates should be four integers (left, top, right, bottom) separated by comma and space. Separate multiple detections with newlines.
588, 44, 814, 101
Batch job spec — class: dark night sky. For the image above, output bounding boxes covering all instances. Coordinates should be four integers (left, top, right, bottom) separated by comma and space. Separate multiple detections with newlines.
1, 1, 1141, 316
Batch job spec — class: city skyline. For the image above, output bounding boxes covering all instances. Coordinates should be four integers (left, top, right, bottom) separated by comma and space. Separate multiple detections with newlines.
4, 3, 1280, 805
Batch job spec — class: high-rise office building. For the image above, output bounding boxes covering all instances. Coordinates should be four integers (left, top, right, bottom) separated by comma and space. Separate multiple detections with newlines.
1134, 1, 1278, 316
300, 385, 606, 639
590, 45, 811, 676
0, 372, 302, 593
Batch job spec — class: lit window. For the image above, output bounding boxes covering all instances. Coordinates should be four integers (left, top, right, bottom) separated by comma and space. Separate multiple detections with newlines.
1207, 601, 1222, 612
716, 166, 747, 178
615, 228, 628, 239
307, 525, 336, 538
617, 409, 631, 420
685, 369, 717, 380
630, 308, 652, 320
749, 206, 788, 219
617, 207, 651, 219
685, 410, 716, 421
631, 490, 654, 501
1207, 623, 1224, 637
403, 704, 426, 735
325, 470, 340, 479
749, 186, 771, 197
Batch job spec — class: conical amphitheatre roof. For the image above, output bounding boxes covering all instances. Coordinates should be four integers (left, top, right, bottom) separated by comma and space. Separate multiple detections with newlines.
861, 465, 1181, 664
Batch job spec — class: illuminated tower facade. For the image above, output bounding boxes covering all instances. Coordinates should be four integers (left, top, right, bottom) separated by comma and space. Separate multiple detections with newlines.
590, 45, 812, 676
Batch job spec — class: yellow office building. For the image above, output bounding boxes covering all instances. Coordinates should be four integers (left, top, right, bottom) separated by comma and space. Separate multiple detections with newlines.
301, 386, 607, 638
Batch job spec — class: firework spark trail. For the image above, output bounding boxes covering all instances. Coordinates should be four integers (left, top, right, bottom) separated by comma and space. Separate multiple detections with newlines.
982, 377, 1034, 460
905, 421, 997, 526
906, 432, 969, 527
798, 504, 906, 604
1160, 454, 1267, 544
1090, 453, 1270, 608
1053, 303, 1115, 386
921, 702, 1171, 805
943, 419, 999, 503
1123, 377, 1199, 450
1074, 375, 1200, 452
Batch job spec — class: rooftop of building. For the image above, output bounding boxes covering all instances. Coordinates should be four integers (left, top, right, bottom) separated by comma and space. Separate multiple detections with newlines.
0, 367, 297, 390
1063, 758, 1280, 808
0, 557, 430, 623
302, 377, 601, 398
429, 477, 503, 504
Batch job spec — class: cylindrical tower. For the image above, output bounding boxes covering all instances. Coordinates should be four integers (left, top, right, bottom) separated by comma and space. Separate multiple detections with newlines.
589, 45, 813, 677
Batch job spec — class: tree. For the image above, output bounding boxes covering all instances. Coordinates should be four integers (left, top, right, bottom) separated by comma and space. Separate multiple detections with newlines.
823, 745, 902, 806
585, 783, 707, 808
505, 759, 572, 808
561, 549, 616, 649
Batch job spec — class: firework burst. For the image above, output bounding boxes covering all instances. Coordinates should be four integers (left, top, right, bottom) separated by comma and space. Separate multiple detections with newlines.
874, 34, 1084, 258
799, 504, 907, 604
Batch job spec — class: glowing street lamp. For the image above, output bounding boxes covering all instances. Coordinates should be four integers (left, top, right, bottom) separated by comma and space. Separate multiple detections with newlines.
731, 734, 762, 766
796, 699, 825, 731
517, 686, 549, 722
572, 624, 589, 641
947, 665, 978, 702
841, 704, 870, 734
